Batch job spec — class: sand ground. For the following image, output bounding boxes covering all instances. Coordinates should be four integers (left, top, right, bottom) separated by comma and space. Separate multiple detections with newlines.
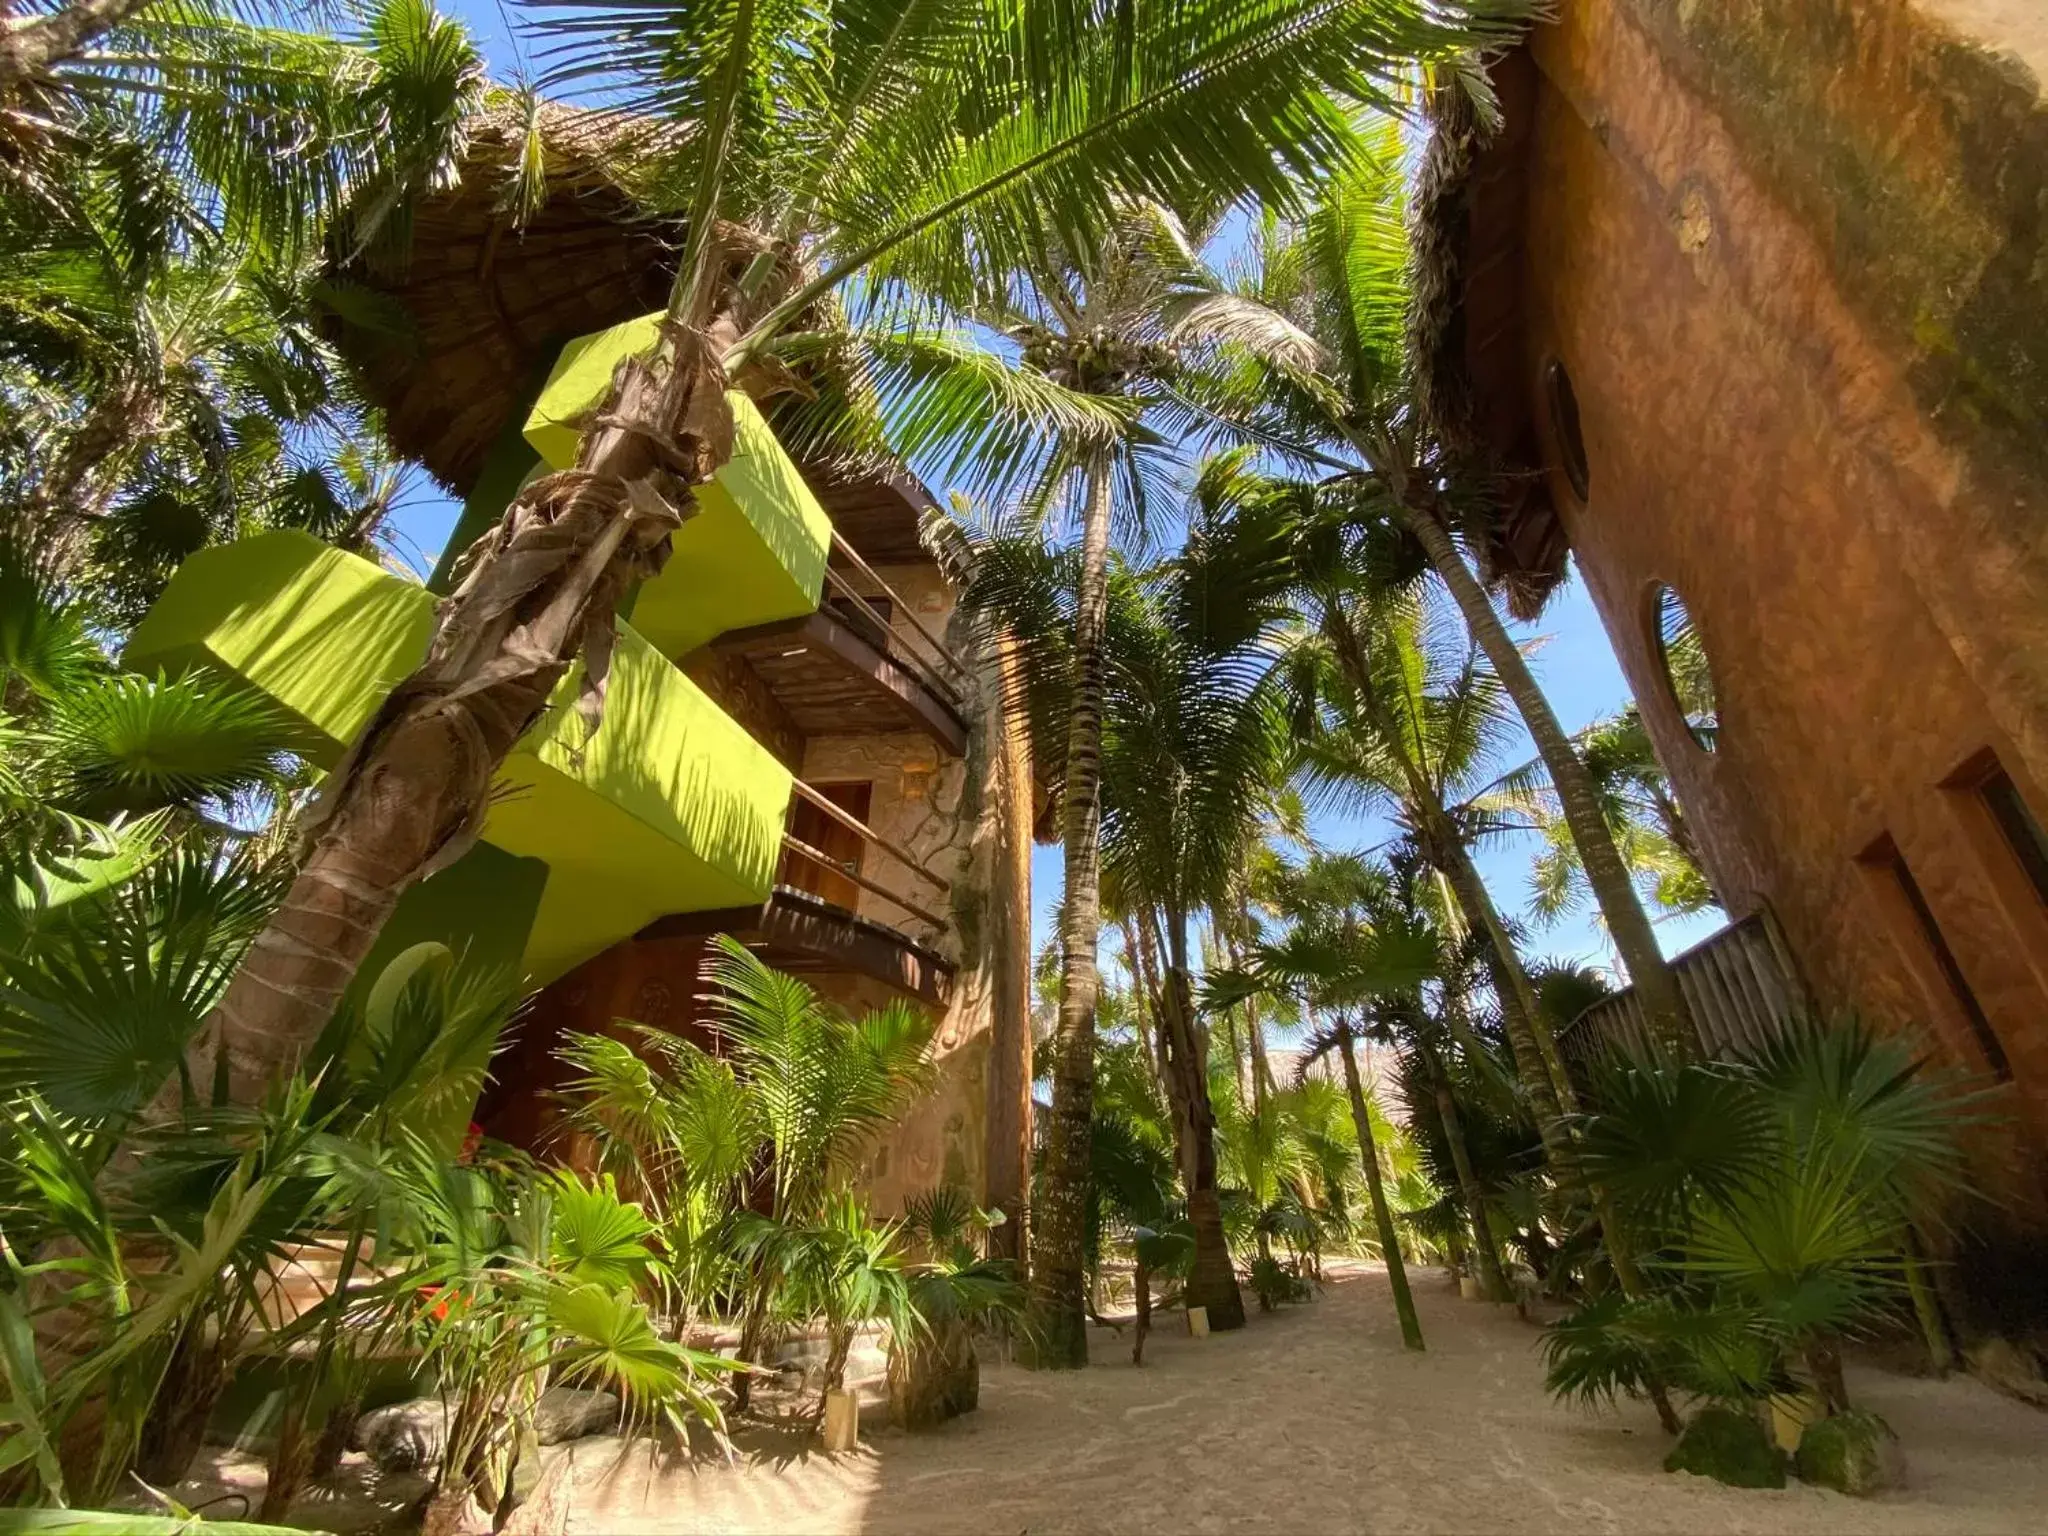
556, 1262, 2048, 1535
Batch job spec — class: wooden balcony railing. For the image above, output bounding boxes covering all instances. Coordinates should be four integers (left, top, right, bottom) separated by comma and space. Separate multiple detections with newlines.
828, 529, 971, 693
1558, 910, 1806, 1070
711, 537, 972, 756
779, 778, 951, 932
642, 778, 958, 1004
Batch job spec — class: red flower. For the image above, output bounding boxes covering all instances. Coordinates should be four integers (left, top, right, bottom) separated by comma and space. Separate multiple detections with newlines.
419, 1284, 468, 1322
459, 1122, 485, 1164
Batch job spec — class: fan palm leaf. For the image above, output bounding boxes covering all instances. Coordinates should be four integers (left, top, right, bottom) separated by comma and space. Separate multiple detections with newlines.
0, 841, 289, 1122
36, 669, 301, 819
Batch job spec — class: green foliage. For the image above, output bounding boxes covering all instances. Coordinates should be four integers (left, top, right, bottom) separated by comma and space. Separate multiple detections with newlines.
1246, 1254, 1312, 1310
330, 940, 521, 1151
3, 0, 486, 620
1547, 1017, 1980, 1424
0, 921, 744, 1515
547, 942, 951, 1410
546, 1170, 660, 1290
0, 1078, 349, 1505
1542, 1289, 1783, 1412
31, 672, 300, 822
1494, 709, 1719, 925
0, 842, 290, 1125
0, 1511, 301, 1534
1794, 1409, 1901, 1496
0, 550, 306, 841
703, 936, 934, 1223
1664, 1405, 1786, 1490
386, 1145, 736, 1496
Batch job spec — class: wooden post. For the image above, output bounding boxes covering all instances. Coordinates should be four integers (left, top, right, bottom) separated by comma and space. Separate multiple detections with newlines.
821, 1389, 859, 1452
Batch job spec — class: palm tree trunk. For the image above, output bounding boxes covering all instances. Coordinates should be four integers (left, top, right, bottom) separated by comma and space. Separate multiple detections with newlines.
1222, 1008, 1250, 1113
169, 353, 709, 1108
171, 28, 772, 1112
1428, 1058, 1510, 1303
1396, 492, 1692, 1059
1129, 912, 1174, 1101
1434, 831, 1580, 1122
1024, 453, 1116, 1370
1157, 922, 1245, 1331
0, 0, 156, 95
1321, 605, 1581, 1171
1802, 1335, 1851, 1415
1336, 1022, 1423, 1351
1116, 917, 1160, 1085
1223, 927, 1275, 1107
1130, 1251, 1152, 1365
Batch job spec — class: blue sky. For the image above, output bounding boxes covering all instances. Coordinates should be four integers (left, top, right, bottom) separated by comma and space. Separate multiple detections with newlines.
395, 0, 1727, 1007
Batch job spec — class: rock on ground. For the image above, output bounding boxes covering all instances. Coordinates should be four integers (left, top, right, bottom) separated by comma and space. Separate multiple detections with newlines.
1796, 1410, 1905, 1496
536, 1387, 621, 1445
1665, 1405, 1787, 1489
353, 1395, 452, 1472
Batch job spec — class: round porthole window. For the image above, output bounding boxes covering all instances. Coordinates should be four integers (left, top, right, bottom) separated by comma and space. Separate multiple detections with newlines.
1650, 584, 1718, 753
1545, 360, 1590, 502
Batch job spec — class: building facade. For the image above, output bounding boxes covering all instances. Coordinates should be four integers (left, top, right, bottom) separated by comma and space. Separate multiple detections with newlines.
133, 111, 1039, 1238
1424, 1, 2048, 1327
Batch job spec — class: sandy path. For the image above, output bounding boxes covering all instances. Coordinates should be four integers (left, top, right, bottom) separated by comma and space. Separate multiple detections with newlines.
561, 1263, 2048, 1534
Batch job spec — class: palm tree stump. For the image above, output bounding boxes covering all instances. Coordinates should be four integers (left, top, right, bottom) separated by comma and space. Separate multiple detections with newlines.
888, 1321, 980, 1430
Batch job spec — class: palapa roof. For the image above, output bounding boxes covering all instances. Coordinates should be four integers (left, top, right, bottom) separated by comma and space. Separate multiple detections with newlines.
330, 104, 934, 566
1408, 46, 1570, 620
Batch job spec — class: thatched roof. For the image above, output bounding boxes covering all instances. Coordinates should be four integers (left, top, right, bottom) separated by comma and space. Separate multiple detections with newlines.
330, 105, 933, 563
331, 105, 683, 491
1407, 47, 1570, 621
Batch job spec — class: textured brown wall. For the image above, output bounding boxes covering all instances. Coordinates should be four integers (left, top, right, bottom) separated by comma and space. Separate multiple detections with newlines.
1514, 1, 2048, 1203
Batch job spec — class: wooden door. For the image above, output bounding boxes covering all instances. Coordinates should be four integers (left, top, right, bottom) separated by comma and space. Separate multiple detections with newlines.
779, 781, 872, 910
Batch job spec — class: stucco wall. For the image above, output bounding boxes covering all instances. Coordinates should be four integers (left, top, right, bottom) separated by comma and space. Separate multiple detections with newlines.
800, 562, 1035, 1226
1513, 2, 2048, 1208
491, 552, 1035, 1232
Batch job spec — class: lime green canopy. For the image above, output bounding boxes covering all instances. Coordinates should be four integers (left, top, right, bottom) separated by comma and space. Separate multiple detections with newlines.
123, 311, 847, 988
125, 531, 795, 985
524, 314, 832, 660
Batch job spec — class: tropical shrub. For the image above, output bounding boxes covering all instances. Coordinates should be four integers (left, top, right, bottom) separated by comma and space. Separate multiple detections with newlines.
0, 910, 728, 1522
554, 936, 938, 1413
1543, 1017, 1980, 1439
888, 1188, 1027, 1425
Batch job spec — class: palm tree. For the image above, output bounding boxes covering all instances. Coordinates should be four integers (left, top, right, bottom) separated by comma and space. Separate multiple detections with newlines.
182, 0, 1531, 1255
1, 239, 407, 613
1211, 856, 1435, 1345
2, 0, 485, 601
0, 551, 311, 1134
1498, 707, 1719, 930
1313, 853, 1525, 1300
1547, 1019, 1976, 1433
1246, 483, 1583, 1175
561, 936, 935, 1409
1229, 115, 1696, 1057
918, 196, 1331, 1365
0, 0, 481, 252
971, 478, 1294, 1336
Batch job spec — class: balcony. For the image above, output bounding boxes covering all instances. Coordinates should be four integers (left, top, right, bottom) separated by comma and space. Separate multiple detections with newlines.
640, 777, 958, 1007
523, 319, 835, 661
1557, 911, 1804, 1072
520, 311, 972, 756
712, 532, 971, 754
